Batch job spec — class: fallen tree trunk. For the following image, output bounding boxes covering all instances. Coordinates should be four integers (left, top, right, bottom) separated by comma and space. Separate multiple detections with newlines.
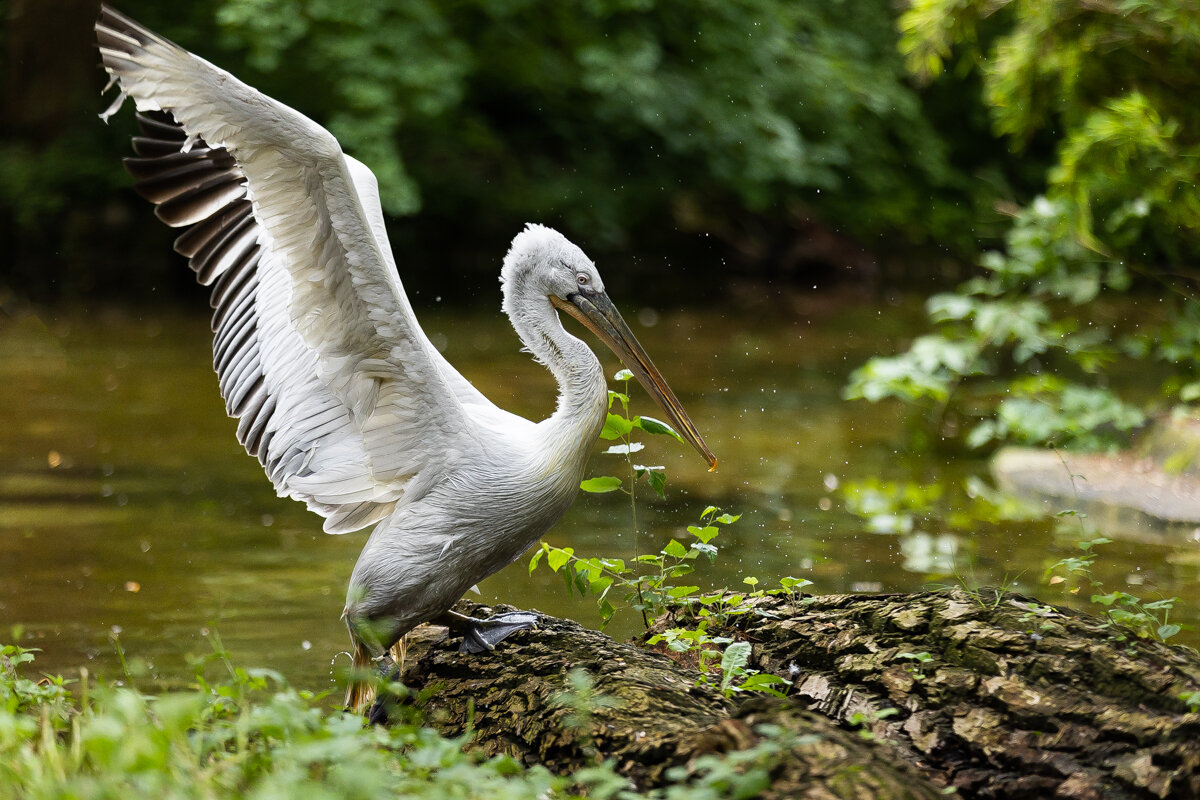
676, 587, 1200, 800
392, 588, 1200, 799
394, 609, 946, 799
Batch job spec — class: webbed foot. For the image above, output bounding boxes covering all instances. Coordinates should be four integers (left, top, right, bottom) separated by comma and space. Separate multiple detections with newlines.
444, 609, 540, 654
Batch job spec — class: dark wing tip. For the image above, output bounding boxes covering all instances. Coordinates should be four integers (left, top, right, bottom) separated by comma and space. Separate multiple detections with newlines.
96, 5, 155, 48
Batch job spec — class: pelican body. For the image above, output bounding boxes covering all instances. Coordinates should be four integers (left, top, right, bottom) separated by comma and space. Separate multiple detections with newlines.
95, 6, 715, 704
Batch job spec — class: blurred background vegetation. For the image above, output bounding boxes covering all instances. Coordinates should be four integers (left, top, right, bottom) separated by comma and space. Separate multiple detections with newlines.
1, 0, 1198, 450
2, 0, 1011, 306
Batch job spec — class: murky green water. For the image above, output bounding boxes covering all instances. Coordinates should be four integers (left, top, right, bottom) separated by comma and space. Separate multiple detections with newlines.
3, 300, 1198, 691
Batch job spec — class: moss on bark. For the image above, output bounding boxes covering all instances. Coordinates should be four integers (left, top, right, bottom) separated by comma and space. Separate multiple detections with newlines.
391, 589, 1200, 799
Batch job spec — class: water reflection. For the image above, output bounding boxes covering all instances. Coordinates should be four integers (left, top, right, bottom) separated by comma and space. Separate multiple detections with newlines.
900, 531, 961, 574
1, 301, 1198, 692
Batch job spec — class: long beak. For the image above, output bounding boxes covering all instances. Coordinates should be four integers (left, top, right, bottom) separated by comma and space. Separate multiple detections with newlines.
552, 292, 718, 471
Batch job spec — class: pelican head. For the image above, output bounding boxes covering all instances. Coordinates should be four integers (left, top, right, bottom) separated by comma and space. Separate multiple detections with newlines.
502, 224, 717, 471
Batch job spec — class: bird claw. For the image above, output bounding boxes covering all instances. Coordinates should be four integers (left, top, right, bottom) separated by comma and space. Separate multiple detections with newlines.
457, 611, 540, 654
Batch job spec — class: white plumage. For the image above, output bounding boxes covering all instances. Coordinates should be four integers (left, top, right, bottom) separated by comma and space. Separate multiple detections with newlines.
95, 6, 715, 709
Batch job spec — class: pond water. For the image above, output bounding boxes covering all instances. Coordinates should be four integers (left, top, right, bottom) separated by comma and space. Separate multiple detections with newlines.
3, 298, 1198, 692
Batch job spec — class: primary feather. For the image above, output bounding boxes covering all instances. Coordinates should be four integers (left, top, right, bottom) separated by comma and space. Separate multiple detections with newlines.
98, 5, 493, 534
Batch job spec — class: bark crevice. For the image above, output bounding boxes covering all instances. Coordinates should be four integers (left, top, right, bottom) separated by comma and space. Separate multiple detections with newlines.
391, 588, 1200, 800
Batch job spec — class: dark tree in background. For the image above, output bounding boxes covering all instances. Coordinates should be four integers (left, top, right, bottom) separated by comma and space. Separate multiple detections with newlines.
0, 0, 1014, 307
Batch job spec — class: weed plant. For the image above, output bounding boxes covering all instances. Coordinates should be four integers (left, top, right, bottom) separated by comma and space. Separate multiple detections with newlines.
0, 635, 810, 799
531, 371, 811, 697
0, 635, 564, 800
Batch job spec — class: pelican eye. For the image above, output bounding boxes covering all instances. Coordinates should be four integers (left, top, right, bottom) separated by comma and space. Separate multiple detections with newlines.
576, 274, 590, 286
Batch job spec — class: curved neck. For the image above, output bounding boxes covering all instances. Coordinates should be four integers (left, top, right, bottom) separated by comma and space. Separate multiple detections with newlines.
504, 291, 607, 466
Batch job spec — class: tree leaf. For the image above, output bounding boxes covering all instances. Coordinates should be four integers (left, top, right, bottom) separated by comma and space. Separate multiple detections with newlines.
600, 413, 635, 440
546, 547, 573, 573
662, 539, 688, 558
599, 557, 626, 574
580, 476, 623, 493
636, 416, 685, 442
720, 641, 752, 690
737, 672, 791, 696
645, 469, 666, 498
780, 576, 813, 592
636, 465, 667, 497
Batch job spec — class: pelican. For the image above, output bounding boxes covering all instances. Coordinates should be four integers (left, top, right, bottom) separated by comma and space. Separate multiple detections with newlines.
95, 7, 716, 708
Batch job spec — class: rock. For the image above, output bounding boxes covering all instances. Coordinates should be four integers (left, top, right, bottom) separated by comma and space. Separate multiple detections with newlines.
991, 445, 1200, 537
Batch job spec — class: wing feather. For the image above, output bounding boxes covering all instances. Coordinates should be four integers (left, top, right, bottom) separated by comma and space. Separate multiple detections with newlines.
96, 5, 490, 533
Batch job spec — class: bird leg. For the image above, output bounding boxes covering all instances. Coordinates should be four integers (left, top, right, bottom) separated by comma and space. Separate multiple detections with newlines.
440, 609, 540, 654
366, 636, 407, 726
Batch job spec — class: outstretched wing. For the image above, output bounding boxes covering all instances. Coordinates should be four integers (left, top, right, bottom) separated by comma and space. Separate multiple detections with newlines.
97, 5, 492, 534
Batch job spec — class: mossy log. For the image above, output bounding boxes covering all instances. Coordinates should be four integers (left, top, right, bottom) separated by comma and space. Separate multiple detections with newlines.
682, 587, 1200, 800
393, 588, 1200, 800
396, 607, 945, 799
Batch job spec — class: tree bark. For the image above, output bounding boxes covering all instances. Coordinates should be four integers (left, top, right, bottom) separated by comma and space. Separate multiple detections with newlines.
393, 588, 1200, 800
681, 588, 1200, 800
395, 608, 946, 799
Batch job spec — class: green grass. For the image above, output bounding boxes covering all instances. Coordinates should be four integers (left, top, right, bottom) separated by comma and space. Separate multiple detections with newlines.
1, 638, 566, 799
1, 635, 797, 799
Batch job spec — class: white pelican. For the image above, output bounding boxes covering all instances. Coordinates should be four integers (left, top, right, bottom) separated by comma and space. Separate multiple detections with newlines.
95, 7, 716, 708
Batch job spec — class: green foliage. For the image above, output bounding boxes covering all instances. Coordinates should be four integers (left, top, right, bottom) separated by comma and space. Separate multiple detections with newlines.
845, 707, 899, 741
582, 369, 681, 503
647, 619, 793, 699
0, 643, 74, 724
531, 492, 806, 699
847, 199, 1169, 451
1045, 532, 1183, 643
575, 722, 817, 800
0, 638, 569, 800
551, 369, 748, 628
4, 0, 996, 303
841, 479, 945, 534
208, 0, 971, 245
852, 0, 1200, 452
1, 640, 814, 799
901, 0, 1200, 264
217, 0, 471, 216
713, 641, 792, 698
531, 505, 742, 628
533, 371, 806, 698
896, 651, 934, 679
1014, 600, 1063, 632
550, 668, 619, 742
